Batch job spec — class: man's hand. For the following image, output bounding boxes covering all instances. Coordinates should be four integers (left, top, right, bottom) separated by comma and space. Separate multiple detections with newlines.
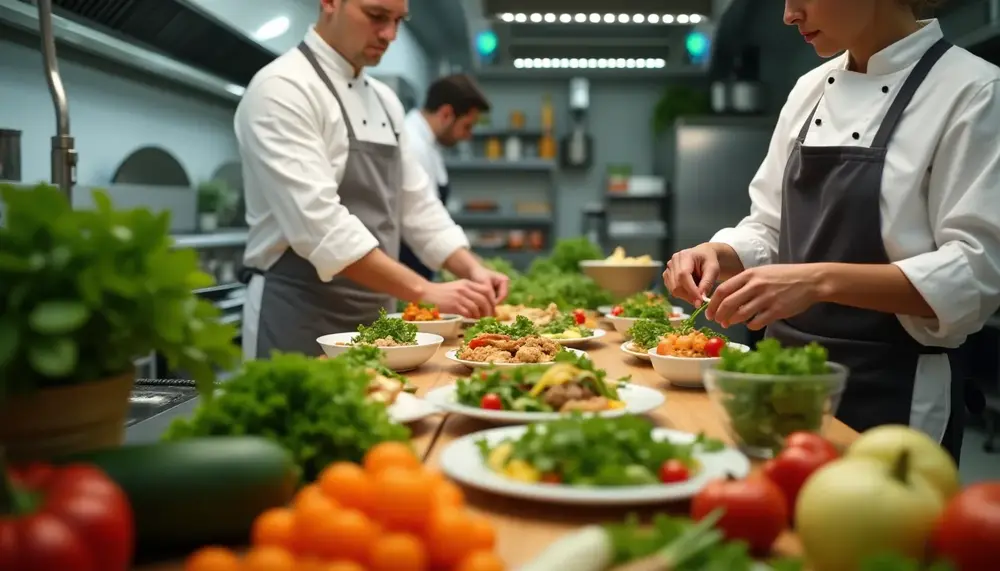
704, 264, 825, 330
422, 279, 496, 318
468, 266, 510, 303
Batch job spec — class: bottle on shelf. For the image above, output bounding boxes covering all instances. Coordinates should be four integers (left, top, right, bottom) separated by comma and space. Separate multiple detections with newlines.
539, 94, 556, 160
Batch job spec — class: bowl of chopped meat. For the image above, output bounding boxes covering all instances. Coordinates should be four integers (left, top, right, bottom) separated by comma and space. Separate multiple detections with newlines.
317, 309, 444, 371
388, 302, 463, 338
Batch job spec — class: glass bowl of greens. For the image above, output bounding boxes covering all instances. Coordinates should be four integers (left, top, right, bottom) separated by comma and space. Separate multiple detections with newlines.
702, 339, 848, 459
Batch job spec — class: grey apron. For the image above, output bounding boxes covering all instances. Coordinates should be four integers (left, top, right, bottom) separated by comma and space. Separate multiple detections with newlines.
248, 42, 403, 359
399, 181, 450, 280
765, 38, 965, 462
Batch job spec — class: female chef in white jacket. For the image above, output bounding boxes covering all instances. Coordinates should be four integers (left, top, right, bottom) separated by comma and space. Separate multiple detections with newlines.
663, 0, 1000, 462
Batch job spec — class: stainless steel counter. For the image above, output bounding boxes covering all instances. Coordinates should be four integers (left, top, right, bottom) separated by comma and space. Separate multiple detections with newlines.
125, 393, 200, 443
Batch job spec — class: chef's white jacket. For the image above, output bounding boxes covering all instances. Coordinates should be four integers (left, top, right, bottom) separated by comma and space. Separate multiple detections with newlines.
234, 29, 469, 282
403, 109, 449, 190
713, 19, 1000, 347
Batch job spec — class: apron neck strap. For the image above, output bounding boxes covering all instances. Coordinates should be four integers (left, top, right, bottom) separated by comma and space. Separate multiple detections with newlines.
871, 38, 952, 148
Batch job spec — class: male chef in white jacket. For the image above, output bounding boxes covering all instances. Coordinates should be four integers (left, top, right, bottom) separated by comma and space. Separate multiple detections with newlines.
235, 0, 508, 360
400, 74, 490, 280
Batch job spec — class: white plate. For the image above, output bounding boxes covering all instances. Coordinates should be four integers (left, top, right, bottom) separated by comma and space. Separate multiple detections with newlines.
648, 343, 750, 388
440, 425, 750, 505
541, 328, 607, 347
620, 341, 652, 362
388, 392, 439, 424
316, 332, 444, 372
423, 382, 665, 424
385, 312, 463, 338
606, 313, 690, 337
445, 347, 588, 369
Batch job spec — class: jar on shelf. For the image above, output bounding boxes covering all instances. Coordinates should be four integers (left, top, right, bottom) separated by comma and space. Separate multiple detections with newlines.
485, 137, 503, 159
509, 110, 525, 130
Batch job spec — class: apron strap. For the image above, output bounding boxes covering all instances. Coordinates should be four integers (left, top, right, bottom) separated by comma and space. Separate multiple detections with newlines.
297, 42, 357, 140
796, 98, 823, 143
871, 38, 952, 148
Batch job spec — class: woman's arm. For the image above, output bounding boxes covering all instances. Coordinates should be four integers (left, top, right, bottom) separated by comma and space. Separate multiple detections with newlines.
814, 263, 935, 317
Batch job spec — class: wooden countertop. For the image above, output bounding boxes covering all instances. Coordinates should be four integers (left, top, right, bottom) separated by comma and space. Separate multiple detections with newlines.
141, 329, 859, 570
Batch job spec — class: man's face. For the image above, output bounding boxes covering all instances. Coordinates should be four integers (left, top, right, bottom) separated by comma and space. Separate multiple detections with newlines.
783, 0, 876, 58
323, 0, 407, 68
438, 107, 481, 147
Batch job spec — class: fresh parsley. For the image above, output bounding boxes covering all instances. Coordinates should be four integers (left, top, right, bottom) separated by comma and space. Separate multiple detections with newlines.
463, 315, 538, 342
353, 308, 418, 345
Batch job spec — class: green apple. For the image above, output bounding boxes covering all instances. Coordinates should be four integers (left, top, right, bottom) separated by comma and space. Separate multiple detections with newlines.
846, 424, 959, 499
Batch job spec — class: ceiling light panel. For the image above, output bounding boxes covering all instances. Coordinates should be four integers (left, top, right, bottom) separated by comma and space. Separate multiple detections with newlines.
497, 12, 705, 24
513, 57, 667, 69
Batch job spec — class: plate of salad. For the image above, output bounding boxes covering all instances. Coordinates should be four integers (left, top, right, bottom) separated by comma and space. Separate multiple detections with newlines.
451, 316, 586, 368
439, 415, 749, 505
603, 292, 689, 336
316, 309, 444, 371
425, 351, 664, 423
538, 309, 607, 347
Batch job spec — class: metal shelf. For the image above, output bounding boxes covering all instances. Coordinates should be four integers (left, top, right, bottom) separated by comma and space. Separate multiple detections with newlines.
171, 230, 248, 249
445, 158, 556, 172
606, 192, 668, 200
471, 128, 545, 138
453, 213, 552, 227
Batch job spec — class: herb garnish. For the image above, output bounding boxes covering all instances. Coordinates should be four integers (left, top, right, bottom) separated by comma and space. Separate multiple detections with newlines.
463, 315, 537, 342
714, 338, 833, 452
353, 308, 418, 345
618, 292, 673, 318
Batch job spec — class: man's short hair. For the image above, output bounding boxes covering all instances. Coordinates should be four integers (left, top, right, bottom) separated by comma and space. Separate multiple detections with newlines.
423, 74, 491, 116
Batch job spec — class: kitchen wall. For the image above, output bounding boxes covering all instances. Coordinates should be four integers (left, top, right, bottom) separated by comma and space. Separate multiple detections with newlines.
0, 33, 239, 186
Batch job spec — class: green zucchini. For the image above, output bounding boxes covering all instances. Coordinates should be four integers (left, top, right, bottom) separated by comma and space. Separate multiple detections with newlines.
54, 436, 299, 554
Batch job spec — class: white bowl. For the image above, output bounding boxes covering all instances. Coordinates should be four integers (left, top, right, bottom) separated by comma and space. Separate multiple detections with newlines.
606, 312, 691, 337
579, 260, 663, 299
316, 332, 444, 372
386, 312, 463, 339
647, 343, 750, 388
620, 341, 652, 362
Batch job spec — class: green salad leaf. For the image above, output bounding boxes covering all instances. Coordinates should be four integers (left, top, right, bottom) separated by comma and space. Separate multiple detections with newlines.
335, 345, 414, 391
477, 415, 720, 486
619, 292, 673, 318
163, 352, 411, 481
463, 315, 538, 342
504, 272, 613, 310
714, 338, 833, 452
455, 350, 622, 411
353, 308, 417, 345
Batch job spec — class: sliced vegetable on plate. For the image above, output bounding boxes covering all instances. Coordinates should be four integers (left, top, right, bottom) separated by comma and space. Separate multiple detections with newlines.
438, 415, 749, 505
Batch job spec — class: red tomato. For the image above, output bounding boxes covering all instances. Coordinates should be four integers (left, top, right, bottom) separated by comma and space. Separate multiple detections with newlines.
572, 309, 586, 325
704, 337, 726, 357
691, 476, 788, 555
611, 305, 624, 316
468, 338, 486, 349
479, 394, 502, 410
762, 431, 839, 517
658, 460, 690, 483
931, 482, 1000, 571
540, 473, 561, 484
0, 463, 134, 571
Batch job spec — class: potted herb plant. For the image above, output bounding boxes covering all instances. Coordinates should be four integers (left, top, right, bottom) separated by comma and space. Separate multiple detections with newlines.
0, 183, 240, 462
196, 180, 229, 232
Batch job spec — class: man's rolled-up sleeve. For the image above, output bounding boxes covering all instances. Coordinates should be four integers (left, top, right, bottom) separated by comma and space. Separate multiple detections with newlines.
398, 130, 469, 269
893, 80, 1000, 344
236, 76, 378, 281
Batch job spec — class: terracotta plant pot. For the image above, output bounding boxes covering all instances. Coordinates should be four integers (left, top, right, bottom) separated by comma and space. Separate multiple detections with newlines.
0, 369, 134, 462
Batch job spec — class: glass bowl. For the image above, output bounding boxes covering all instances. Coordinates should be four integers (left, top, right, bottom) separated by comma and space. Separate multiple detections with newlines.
703, 362, 848, 459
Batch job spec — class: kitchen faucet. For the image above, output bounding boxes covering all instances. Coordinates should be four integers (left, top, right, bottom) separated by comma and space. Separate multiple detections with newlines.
35, 0, 75, 199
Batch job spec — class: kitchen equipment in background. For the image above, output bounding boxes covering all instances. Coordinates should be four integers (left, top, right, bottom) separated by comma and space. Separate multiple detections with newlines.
212, 161, 245, 228
485, 137, 503, 160
560, 78, 593, 169
582, 203, 608, 249
509, 110, 525, 129
514, 200, 550, 215
606, 164, 634, 193
112, 146, 191, 186
711, 46, 764, 114
538, 94, 557, 160
462, 199, 499, 212
0, 129, 22, 181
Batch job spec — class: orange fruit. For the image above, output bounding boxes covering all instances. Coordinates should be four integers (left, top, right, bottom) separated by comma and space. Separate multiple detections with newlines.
318, 462, 376, 513
425, 506, 476, 568
456, 550, 506, 571
467, 514, 497, 550
251, 507, 296, 550
368, 532, 428, 571
433, 479, 465, 508
363, 441, 421, 474
294, 484, 338, 511
320, 562, 366, 571
243, 545, 295, 571
184, 546, 241, 571
371, 467, 435, 531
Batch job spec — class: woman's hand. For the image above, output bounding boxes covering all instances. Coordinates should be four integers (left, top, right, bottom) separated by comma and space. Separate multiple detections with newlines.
664, 243, 725, 305
468, 266, 510, 303
705, 264, 825, 330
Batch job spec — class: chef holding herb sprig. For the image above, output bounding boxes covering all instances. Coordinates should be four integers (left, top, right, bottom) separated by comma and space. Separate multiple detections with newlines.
663, 0, 1000, 462
235, 0, 508, 360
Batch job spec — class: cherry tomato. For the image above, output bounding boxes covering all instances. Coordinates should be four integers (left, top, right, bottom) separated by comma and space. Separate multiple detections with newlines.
480, 393, 503, 410
468, 337, 487, 349
704, 337, 726, 357
541, 472, 561, 484
431, 308, 441, 319
931, 482, 1000, 571
658, 460, 690, 483
691, 476, 788, 555
611, 305, 624, 316
762, 431, 839, 517
572, 309, 586, 324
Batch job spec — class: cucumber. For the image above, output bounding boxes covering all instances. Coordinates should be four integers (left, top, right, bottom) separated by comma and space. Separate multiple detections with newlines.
54, 437, 299, 554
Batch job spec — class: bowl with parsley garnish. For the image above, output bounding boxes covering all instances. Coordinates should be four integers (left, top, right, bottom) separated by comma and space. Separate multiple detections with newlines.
605, 292, 689, 336
703, 338, 848, 459
387, 302, 463, 338
438, 415, 749, 505
630, 319, 750, 388
316, 309, 444, 371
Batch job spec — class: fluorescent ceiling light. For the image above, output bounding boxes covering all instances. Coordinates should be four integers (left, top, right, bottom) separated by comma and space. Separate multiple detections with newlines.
513, 57, 666, 69
254, 16, 290, 41
496, 13, 706, 25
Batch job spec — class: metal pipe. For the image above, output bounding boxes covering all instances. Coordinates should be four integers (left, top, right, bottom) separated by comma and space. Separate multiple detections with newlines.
990, 0, 999, 25
35, 0, 76, 199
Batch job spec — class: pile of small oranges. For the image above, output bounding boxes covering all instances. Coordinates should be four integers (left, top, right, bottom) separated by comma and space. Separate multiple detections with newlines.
185, 442, 504, 571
